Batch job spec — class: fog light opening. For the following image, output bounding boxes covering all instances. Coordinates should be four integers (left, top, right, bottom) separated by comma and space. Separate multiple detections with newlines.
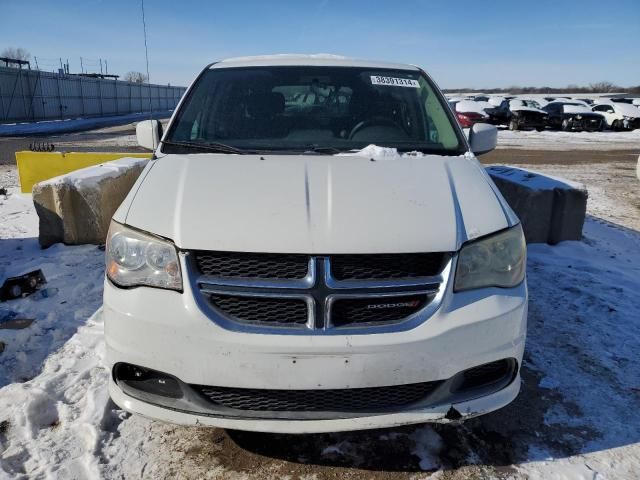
113, 363, 183, 399
454, 359, 517, 393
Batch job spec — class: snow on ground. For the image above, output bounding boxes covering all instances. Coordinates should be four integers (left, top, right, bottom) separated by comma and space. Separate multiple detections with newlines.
1, 163, 639, 478
496, 128, 640, 151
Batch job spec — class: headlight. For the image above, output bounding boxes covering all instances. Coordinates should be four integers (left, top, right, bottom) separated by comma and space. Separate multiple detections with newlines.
454, 225, 526, 292
106, 221, 182, 291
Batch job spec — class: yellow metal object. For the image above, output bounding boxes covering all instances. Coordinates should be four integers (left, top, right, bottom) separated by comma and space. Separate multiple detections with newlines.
16, 151, 152, 193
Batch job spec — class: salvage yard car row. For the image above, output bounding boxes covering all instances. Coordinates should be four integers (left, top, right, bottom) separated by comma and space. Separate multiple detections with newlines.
447, 94, 640, 132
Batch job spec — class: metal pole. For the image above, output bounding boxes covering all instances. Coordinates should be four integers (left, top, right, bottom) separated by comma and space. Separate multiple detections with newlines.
100, 58, 103, 75
97, 79, 103, 116
80, 56, 84, 73
105, 60, 108, 75
0, 71, 5, 120
56, 73, 63, 119
141, 0, 153, 118
59, 58, 63, 72
79, 76, 85, 117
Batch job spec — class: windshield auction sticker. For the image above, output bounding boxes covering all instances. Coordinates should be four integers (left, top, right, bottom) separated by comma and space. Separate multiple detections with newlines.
370, 76, 420, 88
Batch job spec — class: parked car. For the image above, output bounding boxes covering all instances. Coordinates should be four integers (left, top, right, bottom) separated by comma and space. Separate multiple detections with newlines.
484, 99, 512, 126
592, 102, 640, 130
507, 99, 548, 131
105, 55, 527, 434
542, 101, 605, 131
450, 99, 490, 127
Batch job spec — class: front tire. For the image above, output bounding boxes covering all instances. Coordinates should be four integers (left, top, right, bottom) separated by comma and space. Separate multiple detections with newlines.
509, 119, 519, 131
536, 126, 545, 132
561, 119, 571, 131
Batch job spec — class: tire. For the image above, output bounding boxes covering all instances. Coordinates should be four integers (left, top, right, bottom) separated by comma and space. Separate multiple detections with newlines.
509, 119, 519, 131
536, 126, 545, 132
561, 119, 571, 131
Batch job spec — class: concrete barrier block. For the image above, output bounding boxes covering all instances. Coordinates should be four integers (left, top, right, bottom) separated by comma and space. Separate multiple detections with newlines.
486, 166, 587, 244
32, 158, 148, 247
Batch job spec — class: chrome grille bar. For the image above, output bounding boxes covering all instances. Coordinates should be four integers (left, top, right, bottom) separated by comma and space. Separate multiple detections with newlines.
187, 252, 453, 335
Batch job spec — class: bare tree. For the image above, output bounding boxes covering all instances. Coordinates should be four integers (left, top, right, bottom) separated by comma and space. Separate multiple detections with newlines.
1, 46, 31, 61
589, 81, 618, 93
124, 71, 148, 84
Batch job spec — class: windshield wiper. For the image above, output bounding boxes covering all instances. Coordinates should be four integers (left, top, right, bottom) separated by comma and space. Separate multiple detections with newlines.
303, 145, 353, 155
162, 140, 247, 154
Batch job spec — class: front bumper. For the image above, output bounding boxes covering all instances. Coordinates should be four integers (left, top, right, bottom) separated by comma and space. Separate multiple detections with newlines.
104, 257, 527, 433
109, 371, 521, 433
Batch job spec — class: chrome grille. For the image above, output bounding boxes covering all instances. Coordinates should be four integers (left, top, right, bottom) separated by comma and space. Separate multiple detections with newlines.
190, 252, 452, 334
194, 381, 443, 412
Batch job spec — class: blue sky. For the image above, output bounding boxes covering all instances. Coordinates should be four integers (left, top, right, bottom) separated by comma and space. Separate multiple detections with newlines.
1, 0, 638, 89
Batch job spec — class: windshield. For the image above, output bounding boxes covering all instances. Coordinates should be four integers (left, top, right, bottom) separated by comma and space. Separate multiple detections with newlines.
163, 66, 465, 155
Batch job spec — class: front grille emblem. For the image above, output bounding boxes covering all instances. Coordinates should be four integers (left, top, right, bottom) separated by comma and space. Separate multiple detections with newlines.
366, 300, 421, 310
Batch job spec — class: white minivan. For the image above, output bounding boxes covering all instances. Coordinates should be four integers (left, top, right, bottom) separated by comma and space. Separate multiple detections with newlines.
105, 55, 527, 433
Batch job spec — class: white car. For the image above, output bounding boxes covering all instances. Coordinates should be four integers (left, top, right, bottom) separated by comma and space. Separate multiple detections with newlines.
105, 55, 528, 434
592, 102, 640, 130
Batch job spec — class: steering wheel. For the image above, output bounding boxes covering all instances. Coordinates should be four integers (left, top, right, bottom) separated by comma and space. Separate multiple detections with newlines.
348, 117, 405, 140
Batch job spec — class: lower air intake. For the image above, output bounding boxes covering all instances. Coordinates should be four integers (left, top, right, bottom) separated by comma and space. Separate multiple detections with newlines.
194, 381, 443, 412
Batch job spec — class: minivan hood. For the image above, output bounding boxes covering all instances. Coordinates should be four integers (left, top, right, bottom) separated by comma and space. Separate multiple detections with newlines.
118, 153, 511, 253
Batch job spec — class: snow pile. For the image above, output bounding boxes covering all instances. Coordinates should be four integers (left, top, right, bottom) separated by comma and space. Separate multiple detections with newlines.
337, 144, 429, 160
497, 128, 640, 150
454, 100, 489, 116
487, 165, 586, 190
514, 218, 640, 478
563, 104, 597, 114
0, 189, 105, 387
36, 157, 148, 190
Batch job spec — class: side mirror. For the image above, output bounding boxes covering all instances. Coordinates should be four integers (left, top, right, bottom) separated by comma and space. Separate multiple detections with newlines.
136, 119, 163, 150
468, 123, 497, 156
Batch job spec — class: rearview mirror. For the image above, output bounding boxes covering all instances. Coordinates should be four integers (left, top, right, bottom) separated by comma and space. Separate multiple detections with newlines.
136, 119, 163, 150
468, 123, 497, 156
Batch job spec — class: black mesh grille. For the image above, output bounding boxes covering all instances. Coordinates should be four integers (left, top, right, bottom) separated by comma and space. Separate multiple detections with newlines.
208, 294, 308, 325
194, 252, 309, 279
194, 381, 442, 412
330, 253, 446, 280
331, 295, 428, 327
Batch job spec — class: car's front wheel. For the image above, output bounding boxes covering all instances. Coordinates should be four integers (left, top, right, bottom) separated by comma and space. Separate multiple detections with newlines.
509, 119, 520, 131
561, 119, 571, 131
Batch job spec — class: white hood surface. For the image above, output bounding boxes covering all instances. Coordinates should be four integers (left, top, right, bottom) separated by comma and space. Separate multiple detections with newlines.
118, 153, 511, 254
